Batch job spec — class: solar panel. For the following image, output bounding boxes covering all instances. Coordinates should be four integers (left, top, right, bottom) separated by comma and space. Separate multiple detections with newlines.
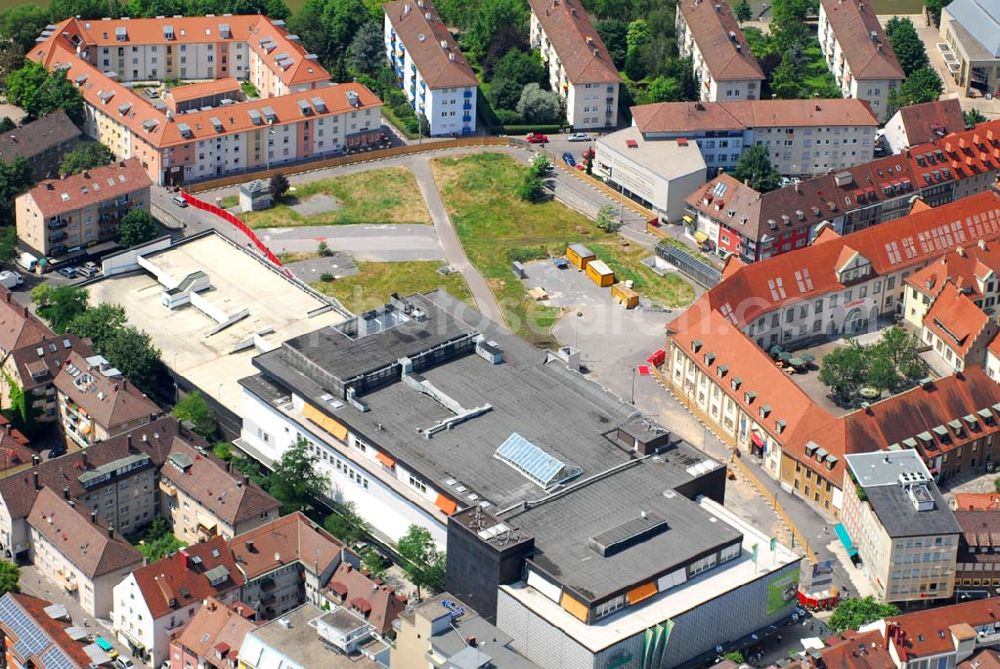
40, 646, 76, 669
0, 596, 49, 660
494, 433, 581, 489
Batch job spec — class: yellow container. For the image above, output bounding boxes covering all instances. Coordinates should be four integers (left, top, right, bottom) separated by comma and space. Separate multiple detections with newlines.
566, 243, 596, 270
586, 260, 615, 287
612, 283, 639, 308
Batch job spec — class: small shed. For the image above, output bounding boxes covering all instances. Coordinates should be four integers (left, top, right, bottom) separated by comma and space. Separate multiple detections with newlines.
512, 260, 526, 278
566, 243, 595, 270
527, 286, 549, 301
586, 259, 615, 287
612, 282, 639, 308
239, 179, 272, 212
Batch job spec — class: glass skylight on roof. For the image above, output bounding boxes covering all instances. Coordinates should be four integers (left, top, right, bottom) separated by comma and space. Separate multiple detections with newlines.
494, 433, 581, 489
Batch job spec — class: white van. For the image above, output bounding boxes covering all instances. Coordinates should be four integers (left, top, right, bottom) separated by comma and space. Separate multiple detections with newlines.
16, 252, 38, 272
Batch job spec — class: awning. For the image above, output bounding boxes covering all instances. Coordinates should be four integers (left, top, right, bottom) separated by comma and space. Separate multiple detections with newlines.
435, 494, 458, 516
626, 581, 657, 605
560, 591, 588, 622
750, 432, 764, 448
197, 514, 217, 530
693, 231, 709, 244
376, 452, 396, 469
301, 403, 348, 441
682, 215, 694, 223
835, 523, 858, 557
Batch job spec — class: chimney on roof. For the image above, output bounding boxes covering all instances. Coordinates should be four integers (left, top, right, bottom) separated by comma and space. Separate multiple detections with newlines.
127, 434, 132, 450
246, 539, 256, 552
794, 182, 800, 193
107, 525, 114, 539
62, 486, 69, 500
31, 454, 39, 466
91, 509, 97, 524
32, 471, 39, 491
467, 636, 477, 647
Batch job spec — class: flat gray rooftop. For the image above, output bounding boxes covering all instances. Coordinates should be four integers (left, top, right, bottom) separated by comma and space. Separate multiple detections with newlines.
501, 457, 739, 601
417, 595, 540, 669
249, 292, 717, 511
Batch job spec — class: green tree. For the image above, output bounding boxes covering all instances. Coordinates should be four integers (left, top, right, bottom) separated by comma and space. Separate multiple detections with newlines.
121, 0, 188, 18
118, 209, 158, 247
0, 228, 16, 266
819, 340, 867, 400
530, 154, 551, 178
289, 0, 367, 68
5, 61, 47, 115
771, 46, 807, 99
874, 326, 925, 381
596, 19, 628, 69
596, 204, 621, 232
324, 500, 371, 546
7, 64, 84, 126
0, 560, 19, 596
887, 67, 943, 115
173, 390, 217, 438
625, 18, 650, 55
516, 83, 561, 124
923, 0, 949, 25
488, 49, 545, 111
346, 21, 385, 76
397, 525, 445, 598
213, 441, 234, 461
644, 75, 682, 103
964, 109, 987, 127
770, 0, 810, 50
361, 546, 387, 578
0, 5, 50, 55
885, 17, 928, 76
266, 438, 328, 514
47, 0, 115, 20
866, 354, 897, 394
464, 0, 525, 58
518, 171, 546, 203
0, 157, 32, 227
0, 118, 13, 133
829, 597, 900, 633
734, 0, 753, 24
33, 285, 89, 334
733, 145, 781, 193
59, 142, 115, 177
723, 651, 745, 664
100, 326, 164, 398
67, 303, 127, 350
270, 172, 290, 199
136, 517, 186, 562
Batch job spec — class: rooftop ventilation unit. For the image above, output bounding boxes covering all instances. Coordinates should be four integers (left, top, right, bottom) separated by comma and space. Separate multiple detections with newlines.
590, 512, 669, 557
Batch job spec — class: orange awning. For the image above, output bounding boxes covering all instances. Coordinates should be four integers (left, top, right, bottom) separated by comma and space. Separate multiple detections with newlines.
626, 581, 657, 605
435, 494, 458, 516
376, 452, 396, 469
301, 403, 348, 441
560, 591, 588, 622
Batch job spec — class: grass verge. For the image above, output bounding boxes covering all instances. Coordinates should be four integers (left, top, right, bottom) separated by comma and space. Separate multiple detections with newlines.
242, 167, 431, 228
313, 261, 473, 313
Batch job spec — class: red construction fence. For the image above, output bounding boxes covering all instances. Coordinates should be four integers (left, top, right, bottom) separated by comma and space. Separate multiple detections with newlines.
180, 191, 286, 270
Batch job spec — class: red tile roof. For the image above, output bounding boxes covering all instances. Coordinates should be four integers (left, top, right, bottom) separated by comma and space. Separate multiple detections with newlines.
894, 99, 966, 147
228, 512, 344, 580
816, 630, 895, 669
174, 597, 257, 663
632, 99, 878, 134
384, 0, 477, 89
164, 78, 242, 104
22, 158, 150, 219
27, 486, 143, 578
0, 593, 94, 668
327, 562, 407, 635
820, 0, 904, 80
528, 0, 620, 85
677, 0, 764, 82
53, 350, 160, 431
0, 289, 51, 355
905, 240, 1000, 300
8, 333, 88, 393
923, 282, 991, 356
889, 597, 1000, 658
133, 536, 244, 620
954, 492, 1000, 510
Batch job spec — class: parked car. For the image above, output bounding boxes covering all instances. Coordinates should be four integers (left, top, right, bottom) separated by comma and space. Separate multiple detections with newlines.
0, 270, 23, 289
115, 658, 135, 669
76, 266, 96, 279
57, 267, 77, 279
172, 195, 188, 207
567, 132, 589, 142
95, 636, 118, 659
526, 132, 549, 144
562, 152, 576, 167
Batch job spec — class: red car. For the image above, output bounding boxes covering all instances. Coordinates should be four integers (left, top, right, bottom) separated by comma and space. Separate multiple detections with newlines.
526, 132, 549, 144
582, 148, 596, 160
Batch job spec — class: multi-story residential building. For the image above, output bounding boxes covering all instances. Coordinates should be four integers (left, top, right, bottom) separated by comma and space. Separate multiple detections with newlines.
15, 158, 151, 259
113, 536, 245, 667
0, 417, 179, 562
675, 0, 764, 103
919, 282, 999, 373
0, 110, 82, 181
902, 240, 1000, 328
28, 16, 384, 186
0, 419, 34, 477
939, 0, 1000, 98
27, 486, 143, 617
327, 561, 406, 637
238, 603, 385, 669
237, 292, 802, 669
818, 0, 905, 122
665, 191, 1000, 516
593, 127, 707, 222
53, 351, 160, 448
391, 593, 542, 669
954, 510, 1000, 597
840, 450, 960, 603
169, 597, 257, 669
2, 333, 87, 424
383, 0, 478, 137
685, 120, 1000, 262
883, 99, 966, 154
0, 592, 109, 669
0, 289, 55, 361
528, 0, 621, 129
159, 437, 279, 544
631, 99, 878, 177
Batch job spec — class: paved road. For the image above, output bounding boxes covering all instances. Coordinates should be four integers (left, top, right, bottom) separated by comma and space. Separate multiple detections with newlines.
260, 224, 444, 261
408, 159, 506, 325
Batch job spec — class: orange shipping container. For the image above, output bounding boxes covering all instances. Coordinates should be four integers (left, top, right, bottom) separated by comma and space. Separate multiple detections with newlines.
586, 259, 615, 287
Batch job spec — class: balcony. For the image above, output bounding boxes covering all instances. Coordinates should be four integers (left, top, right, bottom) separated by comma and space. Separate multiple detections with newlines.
47, 219, 68, 230
464, 89, 472, 98
158, 480, 176, 496
463, 102, 472, 110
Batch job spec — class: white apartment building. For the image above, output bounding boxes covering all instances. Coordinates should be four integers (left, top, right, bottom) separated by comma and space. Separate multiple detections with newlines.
675, 0, 764, 103
818, 0, 905, 122
384, 0, 477, 136
528, 0, 620, 129
841, 451, 960, 603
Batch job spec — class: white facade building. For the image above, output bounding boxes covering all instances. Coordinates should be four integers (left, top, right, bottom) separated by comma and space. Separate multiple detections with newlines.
675, 0, 764, 103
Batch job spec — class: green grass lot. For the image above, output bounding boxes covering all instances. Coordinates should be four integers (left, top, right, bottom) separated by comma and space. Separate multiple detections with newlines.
240, 167, 431, 229
431, 153, 694, 344
313, 261, 473, 313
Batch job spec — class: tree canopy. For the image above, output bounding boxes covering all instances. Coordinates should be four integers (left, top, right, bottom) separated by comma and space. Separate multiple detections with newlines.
830, 597, 900, 633
323, 501, 371, 546
397, 525, 445, 598
733, 145, 781, 193
33, 285, 89, 334
6, 62, 84, 125
887, 68, 944, 116
885, 17, 929, 76
118, 209, 158, 247
819, 327, 926, 401
965, 109, 987, 127
136, 517, 186, 562
0, 560, 19, 597
173, 390, 217, 438
67, 302, 127, 350
59, 142, 115, 177
0, 157, 33, 227
516, 83, 562, 125
346, 21, 385, 76
266, 438, 328, 514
